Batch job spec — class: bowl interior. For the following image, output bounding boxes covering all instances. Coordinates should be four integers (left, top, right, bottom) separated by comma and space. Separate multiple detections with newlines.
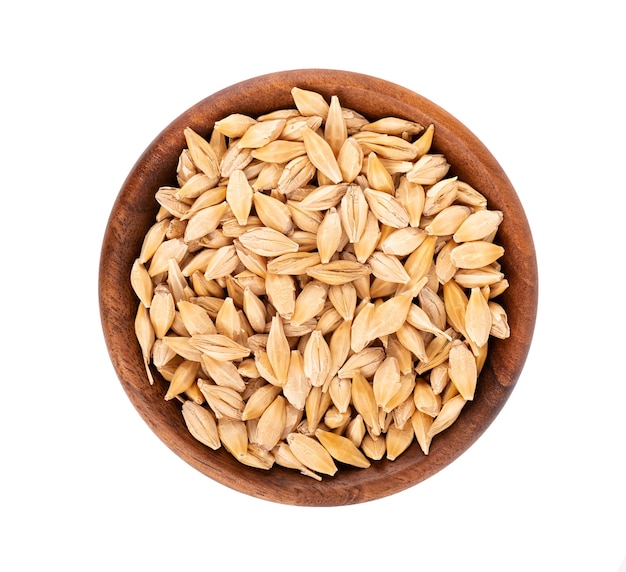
99, 69, 538, 506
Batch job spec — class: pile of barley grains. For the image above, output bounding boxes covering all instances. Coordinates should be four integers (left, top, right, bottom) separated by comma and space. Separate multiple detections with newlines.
131, 87, 510, 479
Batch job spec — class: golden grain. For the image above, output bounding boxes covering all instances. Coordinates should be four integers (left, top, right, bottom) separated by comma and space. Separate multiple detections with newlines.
412, 123, 434, 157
363, 117, 423, 136
306, 260, 371, 285
315, 429, 370, 468
252, 191, 294, 235
149, 283, 176, 339
465, 287, 493, 349
183, 127, 220, 186
425, 205, 472, 236
303, 330, 332, 387
292, 280, 328, 325
406, 154, 450, 186
337, 184, 368, 244
488, 301, 511, 339
203, 244, 240, 281
282, 350, 311, 410
189, 333, 250, 361
448, 341, 478, 400
427, 394, 466, 439
199, 380, 246, 421
255, 395, 287, 451
368, 291, 415, 340
266, 315, 291, 386
372, 356, 401, 411
453, 209, 503, 243
367, 251, 411, 284
353, 131, 419, 161
147, 238, 188, 277
217, 416, 248, 457
366, 151, 395, 193
328, 283, 357, 321
337, 137, 363, 183
360, 434, 386, 460
200, 354, 246, 392
287, 432, 337, 476
315, 208, 343, 264
411, 410, 433, 455
238, 118, 286, 149
184, 202, 229, 242
139, 219, 169, 264
277, 155, 317, 195
241, 382, 283, 421
351, 371, 380, 437
385, 421, 415, 461
363, 187, 410, 228
302, 126, 343, 184
134, 303, 155, 381
225, 169, 254, 226
131, 258, 153, 308
272, 442, 322, 481
449, 241, 505, 269
182, 400, 221, 450
237, 226, 299, 257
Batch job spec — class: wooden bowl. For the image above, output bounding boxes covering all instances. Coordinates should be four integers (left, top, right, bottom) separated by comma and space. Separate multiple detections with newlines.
99, 69, 538, 506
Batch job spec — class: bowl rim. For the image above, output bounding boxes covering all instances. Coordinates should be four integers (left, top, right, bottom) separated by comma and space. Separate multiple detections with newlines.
99, 68, 538, 506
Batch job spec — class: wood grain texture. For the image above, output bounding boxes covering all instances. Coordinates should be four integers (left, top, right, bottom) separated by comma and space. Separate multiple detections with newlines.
99, 69, 538, 506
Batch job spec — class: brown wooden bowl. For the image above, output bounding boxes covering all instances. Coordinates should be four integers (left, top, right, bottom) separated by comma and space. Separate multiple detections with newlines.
99, 69, 538, 506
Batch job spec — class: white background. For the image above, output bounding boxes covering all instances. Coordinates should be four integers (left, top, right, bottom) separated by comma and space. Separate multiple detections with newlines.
2, 1, 624, 570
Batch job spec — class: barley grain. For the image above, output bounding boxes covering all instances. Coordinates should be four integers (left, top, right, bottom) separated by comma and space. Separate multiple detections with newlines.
183, 127, 220, 186
412, 123, 435, 158
303, 330, 332, 387
217, 416, 248, 457
453, 209, 503, 243
373, 356, 401, 411
283, 350, 311, 410
406, 154, 450, 186
353, 131, 419, 161
465, 287, 492, 349
150, 283, 176, 339
182, 401, 221, 450
385, 421, 415, 461
337, 137, 363, 183
237, 226, 299, 257
367, 251, 411, 284
366, 152, 395, 193
411, 410, 433, 455
448, 341, 477, 400
267, 315, 291, 386
287, 433, 337, 476
449, 241, 505, 269
315, 429, 370, 468
177, 300, 216, 336
200, 354, 246, 392
427, 394, 466, 438
199, 380, 246, 420
190, 333, 250, 361
360, 434, 386, 460
272, 442, 322, 481
131, 258, 153, 308
252, 191, 294, 235
306, 260, 371, 285
315, 207, 343, 264
292, 280, 328, 325
363, 187, 410, 228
